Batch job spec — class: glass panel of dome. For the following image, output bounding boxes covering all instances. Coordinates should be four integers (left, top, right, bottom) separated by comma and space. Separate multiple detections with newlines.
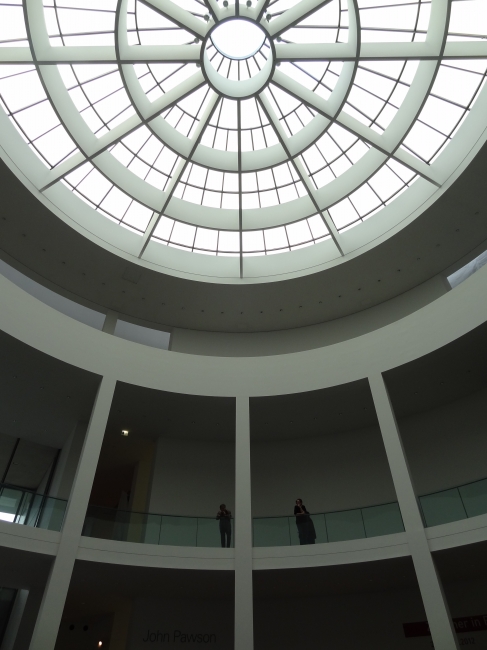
449, 0, 487, 39
0, 3, 27, 47
0, 0, 487, 276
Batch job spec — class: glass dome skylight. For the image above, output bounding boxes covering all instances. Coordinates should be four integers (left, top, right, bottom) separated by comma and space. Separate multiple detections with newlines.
0, 0, 486, 279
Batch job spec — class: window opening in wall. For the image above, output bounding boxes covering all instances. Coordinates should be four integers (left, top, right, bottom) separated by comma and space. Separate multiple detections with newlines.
447, 249, 487, 288
113, 319, 170, 350
0, 258, 105, 329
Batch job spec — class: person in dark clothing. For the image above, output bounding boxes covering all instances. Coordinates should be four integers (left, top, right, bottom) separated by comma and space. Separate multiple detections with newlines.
294, 498, 316, 545
216, 503, 232, 548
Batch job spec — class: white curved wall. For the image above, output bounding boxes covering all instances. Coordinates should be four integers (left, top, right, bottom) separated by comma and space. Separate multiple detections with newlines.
1, 264, 487, 398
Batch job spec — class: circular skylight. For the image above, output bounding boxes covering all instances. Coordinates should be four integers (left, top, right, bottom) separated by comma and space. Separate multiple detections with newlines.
0, 0, 486, 281
211, 19, 266, 60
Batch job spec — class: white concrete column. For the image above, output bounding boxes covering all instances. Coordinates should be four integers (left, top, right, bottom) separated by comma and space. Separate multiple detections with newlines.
29, 376, 117, 650
49, 421, 86, 500
102, 310, 118, 334
369, 373, 459, 650
234, 396, 253, 650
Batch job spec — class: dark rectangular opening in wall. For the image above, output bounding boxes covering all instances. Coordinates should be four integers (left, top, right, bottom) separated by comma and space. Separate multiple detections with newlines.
87, 382, 236, 548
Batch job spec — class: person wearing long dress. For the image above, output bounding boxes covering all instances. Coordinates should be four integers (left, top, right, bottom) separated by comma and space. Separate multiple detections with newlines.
294, 498, 316, 545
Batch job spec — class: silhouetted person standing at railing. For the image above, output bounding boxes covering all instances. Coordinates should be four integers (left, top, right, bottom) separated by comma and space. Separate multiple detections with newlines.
216, 503, 232, 548
294, 498, 316, 545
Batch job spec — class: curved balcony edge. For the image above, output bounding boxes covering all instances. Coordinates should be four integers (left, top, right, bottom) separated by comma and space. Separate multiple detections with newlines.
77, 535, 235, 571
0, 519, 59, 556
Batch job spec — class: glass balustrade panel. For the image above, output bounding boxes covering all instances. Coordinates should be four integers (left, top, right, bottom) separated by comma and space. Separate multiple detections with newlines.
289, 517, 300, 546
196, 518, 231, 548
82, 505, 119, 540
458, 479, 487, 519
0, 487, 24, 523
159, 516, 198, 547
290, 514, 327, 545
143, 514, 162, 545
419, 488, 467, 527
362, 502, 405, 538
36, 497, 67, 532
253, 517, 291, 547
325, 509, 366, 543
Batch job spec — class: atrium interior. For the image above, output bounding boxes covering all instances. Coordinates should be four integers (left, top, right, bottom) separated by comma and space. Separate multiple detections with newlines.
1, 0, 487, 648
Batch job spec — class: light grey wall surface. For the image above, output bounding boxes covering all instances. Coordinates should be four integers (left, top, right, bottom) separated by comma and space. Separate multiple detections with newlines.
251, 427, 396, 517
1, 264, 486, 399
400, 387, 487, 496
170, 275, 448, 357
148, 438, 236, 518
0, 259, 105, 331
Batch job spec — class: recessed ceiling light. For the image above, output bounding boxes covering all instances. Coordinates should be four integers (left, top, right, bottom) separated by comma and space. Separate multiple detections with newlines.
121, 430, 129, 436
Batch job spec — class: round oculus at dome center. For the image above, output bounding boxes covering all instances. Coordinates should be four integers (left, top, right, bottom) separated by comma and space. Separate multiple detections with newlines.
210, 19, 266, 60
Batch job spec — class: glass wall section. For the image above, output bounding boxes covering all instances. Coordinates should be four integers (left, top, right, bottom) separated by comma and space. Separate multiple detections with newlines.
384, 320, 487, 528
56, 561, 235, 650
434, 542, 487, 646
254, 557, 426, 649
250, 381, 399, 547
86, 382, 236, 548
0, 331, 100, 531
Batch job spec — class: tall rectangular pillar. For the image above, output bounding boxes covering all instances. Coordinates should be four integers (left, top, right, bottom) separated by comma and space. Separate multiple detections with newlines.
29, 376, 117, 650
369, 373, 459, 650
234, 396, 253, 650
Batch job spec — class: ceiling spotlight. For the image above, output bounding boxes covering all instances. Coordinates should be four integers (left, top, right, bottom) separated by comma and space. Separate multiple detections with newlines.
223, 0, 228, 6
246, 0, 252, 5
121, 430, 129, 436
204, 13, 210, 20
266, 12, 272, 20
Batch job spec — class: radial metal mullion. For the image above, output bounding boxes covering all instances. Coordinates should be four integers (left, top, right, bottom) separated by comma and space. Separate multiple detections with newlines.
256, 0, 272, 23
138, 0, 209, 39
0, 47, 33, 63
266, 0, 334, 38
237, 99, 243, 278
138, 92, 220, 257
272, 69, 442, 186
258, 92, 344, 256
39, 71, 206, 190
203, 0, 221, 23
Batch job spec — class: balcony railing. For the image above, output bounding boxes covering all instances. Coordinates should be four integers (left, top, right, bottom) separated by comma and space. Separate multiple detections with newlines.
0, 483, 67, 532
82, 505, 234, 548
419, 477, 487, 527
3, 476, 487, 548
253, 477, 487, 547
253, 501, 405, 547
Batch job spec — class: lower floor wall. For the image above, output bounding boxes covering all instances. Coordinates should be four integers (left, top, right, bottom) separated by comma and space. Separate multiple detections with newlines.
127, 598, 234, 650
